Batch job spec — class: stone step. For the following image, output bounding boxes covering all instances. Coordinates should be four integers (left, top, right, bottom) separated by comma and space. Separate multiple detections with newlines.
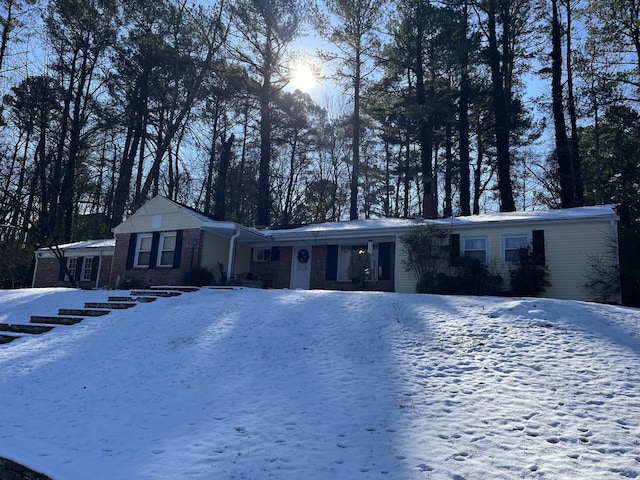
30, 315, 84, 325
108, 296, 158, 303
130, 290, 182, 297
84, 302, 137, 310
58, 308, 110, 317
150, 285, 200, 293
0, 323, 55, 334
0, 333, 21, 344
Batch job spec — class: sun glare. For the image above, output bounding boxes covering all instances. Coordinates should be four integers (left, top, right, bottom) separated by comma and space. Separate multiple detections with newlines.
290, 63, 317, 93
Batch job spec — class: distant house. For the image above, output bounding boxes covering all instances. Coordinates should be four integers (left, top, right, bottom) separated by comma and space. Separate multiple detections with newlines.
32, 195, 621, 303
32, 239, 115, 289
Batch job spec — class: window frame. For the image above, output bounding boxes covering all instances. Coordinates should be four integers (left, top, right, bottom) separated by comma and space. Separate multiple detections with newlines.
65, 257, 78, 281
81, 257, 94, 281
502, 234, 531, 263
134, 233, 153, 268
156, 232, 177, 267
253, 247, 272, 262
461, 236, 489, 262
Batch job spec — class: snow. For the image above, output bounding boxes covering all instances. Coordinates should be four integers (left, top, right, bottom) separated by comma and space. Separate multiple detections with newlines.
0, 287, 639, 479
262, 204, 618, 238
36, 239, 115, 252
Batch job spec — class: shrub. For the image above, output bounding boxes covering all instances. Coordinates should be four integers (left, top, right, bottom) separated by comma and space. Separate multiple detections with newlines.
509, 247, 551, 296
433, 257, 503, 296
400, 225, 449, 293
183, 266, 215, 286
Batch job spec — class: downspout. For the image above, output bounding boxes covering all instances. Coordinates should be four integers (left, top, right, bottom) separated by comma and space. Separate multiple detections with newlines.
31, 251, 40, 288
611, 219, 622, 304
227, 229, 241, 283
95, 250, 104, 289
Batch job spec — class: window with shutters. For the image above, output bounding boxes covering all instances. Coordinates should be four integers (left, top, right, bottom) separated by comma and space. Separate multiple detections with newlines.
134, 234, 153, 267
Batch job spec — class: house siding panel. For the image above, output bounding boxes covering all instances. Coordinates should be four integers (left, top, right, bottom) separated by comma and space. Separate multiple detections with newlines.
395, 218, 618, 301
200, 234, 230, 282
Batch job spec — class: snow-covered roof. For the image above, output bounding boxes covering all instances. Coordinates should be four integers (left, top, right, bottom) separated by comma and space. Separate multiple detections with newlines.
35, 239, 115, 257
261, 204, 618, 241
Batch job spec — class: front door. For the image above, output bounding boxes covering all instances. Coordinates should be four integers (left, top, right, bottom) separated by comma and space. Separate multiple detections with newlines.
290, 247, 311, 289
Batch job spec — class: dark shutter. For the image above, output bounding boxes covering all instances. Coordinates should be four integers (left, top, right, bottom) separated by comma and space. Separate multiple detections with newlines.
173, 230, 183, 268
450, 234, 461, 266
149, 232, 160, 269
271, 247, 280, 261
90, 256, 100, 281
74, 257, 84, 281
325, 245, 338, 281
532, 230, 545, 265
126, 233, 137, 269
58, 258, 67, 281
378, 242, 392, 280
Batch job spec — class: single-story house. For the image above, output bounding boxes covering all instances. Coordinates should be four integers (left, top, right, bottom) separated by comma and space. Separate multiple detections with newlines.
33, 195, 621, 303
32, 239, 115, 289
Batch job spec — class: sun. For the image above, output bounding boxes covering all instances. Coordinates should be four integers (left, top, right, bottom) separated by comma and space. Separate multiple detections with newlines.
290, 63, 318, 93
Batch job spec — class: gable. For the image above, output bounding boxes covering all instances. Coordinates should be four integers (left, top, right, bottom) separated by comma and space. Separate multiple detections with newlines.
112, 196, 203, 234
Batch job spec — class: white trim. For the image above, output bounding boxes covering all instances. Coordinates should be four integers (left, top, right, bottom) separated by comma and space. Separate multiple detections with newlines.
81, 257, 94, 281
134, 234, 153, 268
156, 232, 177, 267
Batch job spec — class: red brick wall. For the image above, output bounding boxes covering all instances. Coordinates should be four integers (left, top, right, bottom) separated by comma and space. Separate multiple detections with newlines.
112, 229, 202, 289
33, 255, 113, 289
248, 247, 293, 288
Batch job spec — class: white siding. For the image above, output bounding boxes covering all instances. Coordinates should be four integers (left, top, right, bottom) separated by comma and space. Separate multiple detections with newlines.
394, 218, 619, 301
200, 234, 230, 281
395, 235, 420, 293
112, 196, 201, 234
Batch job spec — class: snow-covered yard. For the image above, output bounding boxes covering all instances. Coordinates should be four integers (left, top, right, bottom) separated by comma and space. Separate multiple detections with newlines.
0, 287, 639, 479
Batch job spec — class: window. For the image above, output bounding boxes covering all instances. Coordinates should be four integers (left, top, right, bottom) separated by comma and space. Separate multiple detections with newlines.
66, 257, 78, 281
157, 232, 177, 267
503, 235, 530, 262
82, 257, 94, 281
253, 247, 272, 262
462, 237, 488, 262
337, 244, 379, 282
134, 234, 153, 267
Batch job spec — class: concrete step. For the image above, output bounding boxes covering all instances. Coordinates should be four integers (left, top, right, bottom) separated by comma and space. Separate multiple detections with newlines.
58, 308, 110, 317
150, 285, 200, 293
108, 296, 158, 303
84, 302, 137, 310
130, 290, 182, 297
30, 315, 84, 325
0, 323, 55, 334
0, 333, 21, 344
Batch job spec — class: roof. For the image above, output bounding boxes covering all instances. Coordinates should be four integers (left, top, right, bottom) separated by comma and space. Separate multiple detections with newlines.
261, 205, 618, 242
35, 238, 115, 258
37, 239, 115, 251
